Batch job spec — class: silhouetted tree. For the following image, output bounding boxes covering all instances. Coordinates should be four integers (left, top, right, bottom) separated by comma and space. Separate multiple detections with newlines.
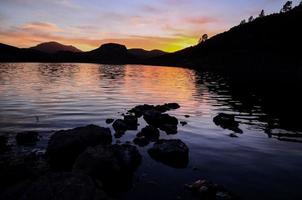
248, 16, 254, 22
199, 34, 208, 43
259, 10, 265, 18
240, 19, 246, 25
280, 1, 292, 13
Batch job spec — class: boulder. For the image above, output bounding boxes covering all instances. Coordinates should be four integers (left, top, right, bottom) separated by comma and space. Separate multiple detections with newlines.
213, 113, 243, 133
159, 124, 178, 135
133, 136, 150, 147
123, 115, 138, 130
128, 104, 155, 117
105, 119, 114, 124
20, 173, 108, 200
0, 135, 9, 153
112, 119, 128, 133
73, 144, 141, 192
143, 110, 178, 128
137, 125, 160, 141
46, 125, 112, 170
16, 131, 39, 146
148, 139, 189, 168
185, 179, 238, 200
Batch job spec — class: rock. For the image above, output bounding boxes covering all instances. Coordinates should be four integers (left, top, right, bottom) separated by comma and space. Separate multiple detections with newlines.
184, 115, 190, 118
148, 139, 189, 168
105, 119, 114, 124
213, 113, 243, 133
46, 124, 112, 170
185, 179, 238, 200
112, 119, 128, 133
128, 103, 180, 117
123, 115, 138, 130
133, 136, 150, 147
229, 133, 238, 138
137, 125, 160, 141
19, 173, 108, 200
73, 144, 141, 192
144, 110, 178, 128
159, 124, 178, 135
0, 135, 9, 153
180, 121, 188, 126
16, 131, 39, 146
128, 104, 155, 117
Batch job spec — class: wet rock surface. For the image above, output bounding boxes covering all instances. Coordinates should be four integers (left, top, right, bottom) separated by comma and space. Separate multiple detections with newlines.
73, 143, 141, 192
137, 125, 160, 141
19, 173, 109, 200
16, 132, 39, 146
213, 113, 243, 133
0, 135, 9, 153
185, 179, 239, 200
46, 124, 112, 170
148, 139, 189, 168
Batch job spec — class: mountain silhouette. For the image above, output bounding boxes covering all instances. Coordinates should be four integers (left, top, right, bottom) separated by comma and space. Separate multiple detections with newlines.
0, 3, 301, 83
30, 41, 82, 54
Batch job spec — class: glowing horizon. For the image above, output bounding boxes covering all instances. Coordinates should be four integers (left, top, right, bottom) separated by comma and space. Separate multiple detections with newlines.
0, 0, 299, 52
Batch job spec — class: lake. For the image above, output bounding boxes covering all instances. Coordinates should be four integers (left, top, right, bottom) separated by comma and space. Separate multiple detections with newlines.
0, 63, 302, 200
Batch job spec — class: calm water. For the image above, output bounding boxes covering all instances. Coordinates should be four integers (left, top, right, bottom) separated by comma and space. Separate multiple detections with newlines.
1, 63, 302, 200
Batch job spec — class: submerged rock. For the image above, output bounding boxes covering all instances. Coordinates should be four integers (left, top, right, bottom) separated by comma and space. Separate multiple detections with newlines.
123, 115, 138, 130
148, 139, 189, 168
0, 135, 9, 153
46, 124, 112, 170
112, 119, 128, 133
213, 113, 243, 133
185, 179, 238, 200
133, 136, 150, 147
19, 173, 108, 200
16, 131, 39, 146
128, 103, 181, 117
137, 125, 160, 141
73, 143, 141, 192
180, 121, 188, 126
105, 119, 114, 124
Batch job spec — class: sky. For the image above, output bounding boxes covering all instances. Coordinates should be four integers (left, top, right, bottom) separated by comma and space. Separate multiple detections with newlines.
0, 0, 300, 52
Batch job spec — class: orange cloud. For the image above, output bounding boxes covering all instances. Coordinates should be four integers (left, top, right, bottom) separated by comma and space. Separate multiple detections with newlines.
21, 22, 62, 32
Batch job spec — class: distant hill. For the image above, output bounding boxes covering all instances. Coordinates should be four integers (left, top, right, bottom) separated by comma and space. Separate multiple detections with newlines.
147, 4, 302, 82
128, 48, 166, 59
30, 41, 82, 54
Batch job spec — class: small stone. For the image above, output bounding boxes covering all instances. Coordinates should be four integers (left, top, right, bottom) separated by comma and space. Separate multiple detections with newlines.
180, 121, 187, 126
105, 119, 114, 124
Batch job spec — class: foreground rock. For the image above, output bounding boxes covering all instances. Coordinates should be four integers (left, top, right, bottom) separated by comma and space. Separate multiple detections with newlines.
213, 113, 243, 133
143, 110, 178, 134
148, 139, 189, 168
19, 173, 108, 200
16, 132, 39, 146
137, 125, 160, 141
46, 125, 112, 170
128, 103, 180, 117
185, 179, 238, 200
0, 135, 9, 153
112, 119, 128, 135
73, 143, 141, 192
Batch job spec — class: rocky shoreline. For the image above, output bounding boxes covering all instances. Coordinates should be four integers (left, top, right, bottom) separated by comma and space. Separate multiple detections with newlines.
0, 103, 239, 200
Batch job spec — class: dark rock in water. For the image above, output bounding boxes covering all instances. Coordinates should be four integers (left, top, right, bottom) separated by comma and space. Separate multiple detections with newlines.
19, 173, 108, 200
128, 103, 180, 117
133, 136, 150, 147
128, 104, 155, 117
123, 115, 138, 130
0, 135, 9, 153
144, 110, 178, 127
213, 113, 243, 133
148, 139, 189, 168
16, 131, 39, 146
184, 115, 190, 118
114, 131, 125, 139
112, 119, 128, 133
73, 143, 141, 192
105, 118, 114, 124
46, 124, 112, 170
185, 179, 238, 200
159, 124, 178, 135
137, 125, 160, 141
155, 103, 180, 112
180, 121, 188, 126
229, 133, 238, 138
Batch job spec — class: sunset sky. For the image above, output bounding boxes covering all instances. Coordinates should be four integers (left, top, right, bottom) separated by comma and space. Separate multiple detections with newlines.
0, 0, 299, 52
